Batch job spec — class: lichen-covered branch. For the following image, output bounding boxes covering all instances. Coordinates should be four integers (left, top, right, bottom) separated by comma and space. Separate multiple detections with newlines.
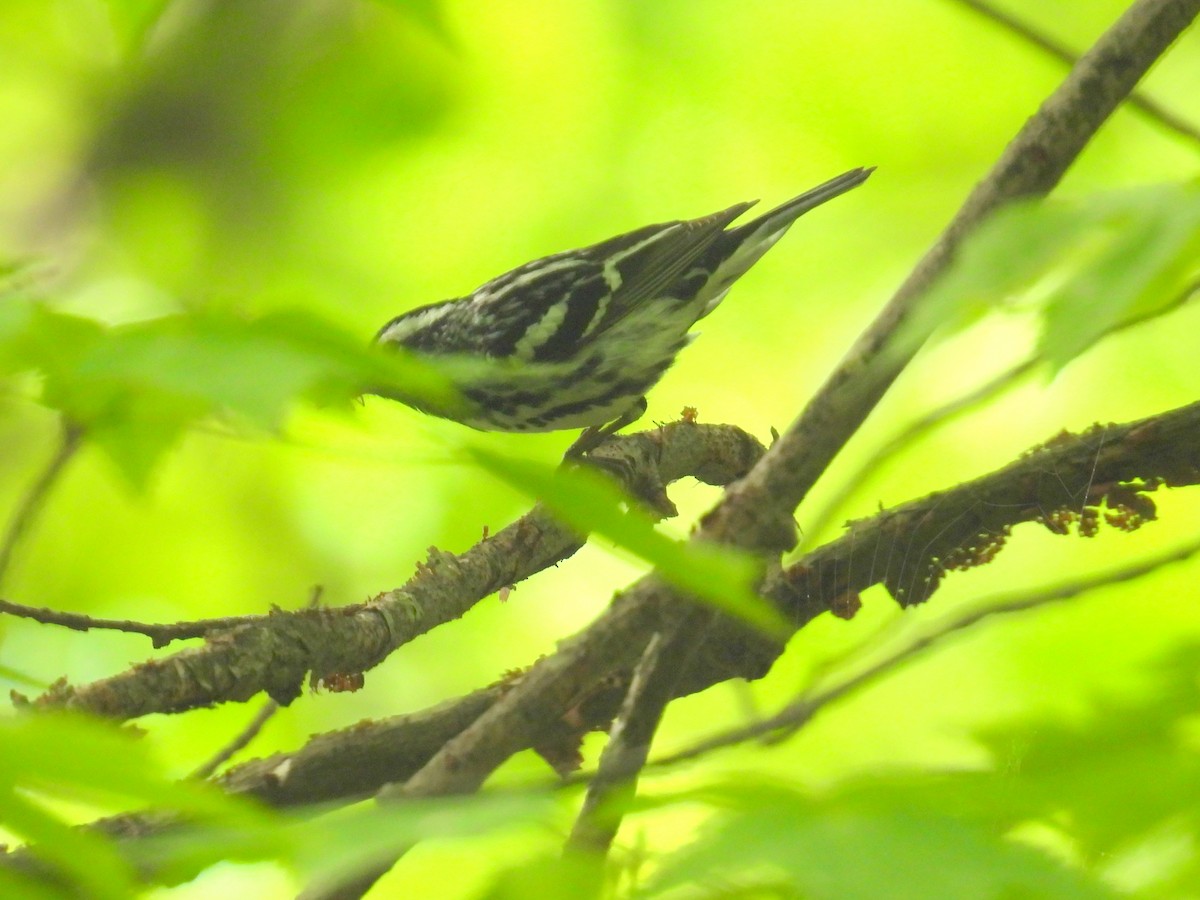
27, 423, 764, 720
302, 399, 1200, 818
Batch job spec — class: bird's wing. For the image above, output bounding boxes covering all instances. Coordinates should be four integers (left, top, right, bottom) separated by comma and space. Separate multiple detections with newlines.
581, 201, 756, 340
441, 202, 756, 363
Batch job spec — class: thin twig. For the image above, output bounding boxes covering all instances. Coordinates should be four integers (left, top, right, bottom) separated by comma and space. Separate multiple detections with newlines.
564, 633, 665, 857
0, 599, 269, 646
0, 422, 83, 587
950, 0, 1200, 147
799, 357, 1038, 549
189, 701, 280, 780
652, 535, 1200, 768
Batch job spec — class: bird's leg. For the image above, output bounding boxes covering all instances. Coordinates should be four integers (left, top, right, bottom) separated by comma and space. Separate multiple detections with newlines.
564, 397, 648, 458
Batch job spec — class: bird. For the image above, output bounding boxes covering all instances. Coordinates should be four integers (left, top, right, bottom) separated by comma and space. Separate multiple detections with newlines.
372, 167, 872, 454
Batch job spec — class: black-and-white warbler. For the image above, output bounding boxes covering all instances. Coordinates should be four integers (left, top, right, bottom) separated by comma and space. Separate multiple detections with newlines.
374, 167, 872, 452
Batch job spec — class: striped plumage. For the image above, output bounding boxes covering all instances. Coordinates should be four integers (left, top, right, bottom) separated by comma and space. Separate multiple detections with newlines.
374, 167, 872, 448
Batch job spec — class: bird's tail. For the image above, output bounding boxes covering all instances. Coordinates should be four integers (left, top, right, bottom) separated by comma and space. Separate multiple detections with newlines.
732, 166, 874, 242
694, 167, 873, 319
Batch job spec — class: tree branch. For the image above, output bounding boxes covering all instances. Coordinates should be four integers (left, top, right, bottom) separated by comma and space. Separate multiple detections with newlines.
564, 610, 708, 858
703, 0, 1200, 553
780, 398, 1200, 615
293, 396, 1200, 899
27, 423, 765, 719
652, 532, 1200, 767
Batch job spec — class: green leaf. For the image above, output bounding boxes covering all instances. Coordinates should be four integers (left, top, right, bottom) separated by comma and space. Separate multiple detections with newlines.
82, 386, 208, 489
0, 713, 268, 895
0, 714, 264, 821
289, 793, 554, 894
477, 852, 605, 900
1038, 184, 1200, 368
0, 719, 549, 893
67, 311, 441, 430
0, 790, 136, 900
642, 781, 1114, 900
0, 302, 106, 387
0, 302, 463, 487
637, 644, 1200, 898
904, 181, 1200, 370
467, 447, 790, 637
128, 791, 555, 890
969, 643, 1200, 858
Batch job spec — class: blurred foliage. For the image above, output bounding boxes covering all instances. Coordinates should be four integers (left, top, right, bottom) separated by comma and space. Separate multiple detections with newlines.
1, 710, 558, 898
1, 0, 1199, 896
0, 712, 269, 898
0, 293, 463, 487
479, 644, 1200, 899
906, 181, 1200, 369
467, 447, 787, 635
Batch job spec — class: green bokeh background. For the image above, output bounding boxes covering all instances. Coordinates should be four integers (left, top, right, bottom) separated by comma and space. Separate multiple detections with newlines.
1, 0, 1199, 896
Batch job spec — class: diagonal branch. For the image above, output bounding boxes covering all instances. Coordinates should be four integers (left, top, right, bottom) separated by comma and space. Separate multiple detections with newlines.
703, 0, 1200, 553
564, 608, 711, 858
